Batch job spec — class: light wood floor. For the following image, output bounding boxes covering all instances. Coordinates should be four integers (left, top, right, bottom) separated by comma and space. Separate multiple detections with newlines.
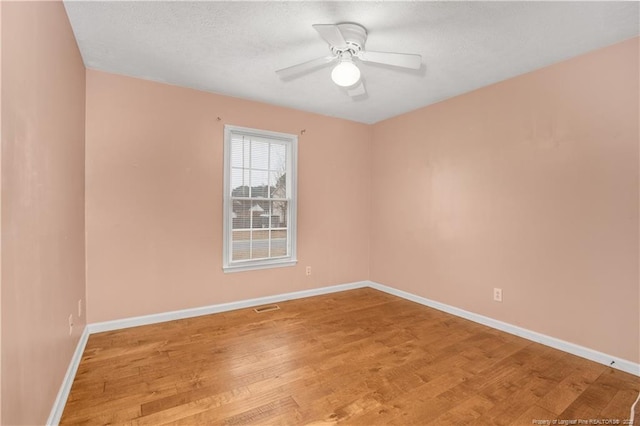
61, 288, 639, 425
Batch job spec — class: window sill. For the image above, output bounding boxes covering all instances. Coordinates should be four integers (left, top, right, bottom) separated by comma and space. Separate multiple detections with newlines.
223, 259, 298, 273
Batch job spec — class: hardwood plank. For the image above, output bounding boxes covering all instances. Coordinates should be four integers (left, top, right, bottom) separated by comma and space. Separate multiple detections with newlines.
536, 363, 604, 415
60, 288, 640, 425
427, 395, 494, 425
559, 370, 628, 420
509, 405, 557, 425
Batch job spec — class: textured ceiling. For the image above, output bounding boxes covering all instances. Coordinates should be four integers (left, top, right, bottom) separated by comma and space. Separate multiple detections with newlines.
63, 1, 639, 124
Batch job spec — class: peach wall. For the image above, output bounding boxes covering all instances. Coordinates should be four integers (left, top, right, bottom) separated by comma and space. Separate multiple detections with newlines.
1, 2, 86, 424
371, 38, 640, 363
85, 70, 371, 323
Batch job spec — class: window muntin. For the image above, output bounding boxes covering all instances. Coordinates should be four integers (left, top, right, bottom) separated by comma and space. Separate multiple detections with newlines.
223, 126, 297, 272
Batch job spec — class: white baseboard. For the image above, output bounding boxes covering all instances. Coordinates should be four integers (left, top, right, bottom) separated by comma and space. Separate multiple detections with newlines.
46, 325, 90, 426
88, 281, 369, 334
366, 280, 640, 377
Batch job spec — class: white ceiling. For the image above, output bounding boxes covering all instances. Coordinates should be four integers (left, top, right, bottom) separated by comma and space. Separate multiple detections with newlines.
63, 1, 639, 124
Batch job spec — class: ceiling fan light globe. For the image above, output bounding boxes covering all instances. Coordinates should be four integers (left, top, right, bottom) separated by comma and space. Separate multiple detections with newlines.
331, 61, 361, 87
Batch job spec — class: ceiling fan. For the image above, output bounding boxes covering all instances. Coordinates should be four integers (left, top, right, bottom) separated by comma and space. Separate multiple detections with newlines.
276, 23, 422, 97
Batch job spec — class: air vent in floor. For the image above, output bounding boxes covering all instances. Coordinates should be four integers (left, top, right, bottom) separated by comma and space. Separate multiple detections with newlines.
254, 304, 280, 313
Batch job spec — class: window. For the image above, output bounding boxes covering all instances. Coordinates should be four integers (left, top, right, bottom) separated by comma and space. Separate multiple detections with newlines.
223, 125, 297, 272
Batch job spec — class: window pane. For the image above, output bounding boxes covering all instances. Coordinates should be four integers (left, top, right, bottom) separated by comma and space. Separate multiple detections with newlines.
247, 202, 264, 228
269, 171, 286, 198
264, 201, 277, 228
231, 138, 249, 168
251, 140, 269, 170
270, 230, 288, 257
270, 143, 286, 172
232, 199, 251, 229
250, 201, 270, 229
231, 231, 250, 261
250, 170, 268, 198
231, 168, 250, 197
272, 200, 288, 228
251, 230, 269, 259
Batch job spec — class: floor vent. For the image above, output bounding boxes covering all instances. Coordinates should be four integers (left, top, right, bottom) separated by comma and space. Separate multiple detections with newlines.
254, 304, 280, 313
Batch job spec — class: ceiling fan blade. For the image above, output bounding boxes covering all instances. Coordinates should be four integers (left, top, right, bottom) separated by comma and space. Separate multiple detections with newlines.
312, 24, 347, 48
347, 81, 366, 97
276, 55, 337, 79
357, 50, 422, 69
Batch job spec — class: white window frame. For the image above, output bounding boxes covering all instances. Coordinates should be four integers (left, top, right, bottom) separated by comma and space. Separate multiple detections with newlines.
222, 125, 298, 273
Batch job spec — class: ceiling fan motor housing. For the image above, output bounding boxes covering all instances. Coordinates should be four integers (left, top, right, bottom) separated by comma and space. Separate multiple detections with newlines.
334, 23, 367, 55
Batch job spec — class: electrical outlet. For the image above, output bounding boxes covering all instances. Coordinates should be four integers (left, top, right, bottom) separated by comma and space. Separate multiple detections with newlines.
305, 266, 312, 276
493, 288, 503, 302
68, 314, 74, 335
78, 299, 82, 317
